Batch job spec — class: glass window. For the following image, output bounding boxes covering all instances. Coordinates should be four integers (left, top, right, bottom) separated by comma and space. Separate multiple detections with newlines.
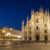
45, 36, 48, 41
30, 31, 31, 34
45, 30, 47, 33
36, 26, 38, 30
36, 35, 39, 41
29, 37, 31, 40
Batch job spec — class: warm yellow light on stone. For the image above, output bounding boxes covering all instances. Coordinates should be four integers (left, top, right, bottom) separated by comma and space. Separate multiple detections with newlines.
17, 36, 22, 38
7, 32, 11, 36
10, 28, 13, 30
2, 30, 5, 33
22, 8, 50, 41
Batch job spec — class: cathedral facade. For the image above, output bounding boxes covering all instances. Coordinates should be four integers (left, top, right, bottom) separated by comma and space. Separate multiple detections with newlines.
22, 8, 50, 41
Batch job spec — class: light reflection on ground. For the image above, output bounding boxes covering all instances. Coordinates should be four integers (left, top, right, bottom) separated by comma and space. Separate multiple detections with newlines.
0, 41, 50, 50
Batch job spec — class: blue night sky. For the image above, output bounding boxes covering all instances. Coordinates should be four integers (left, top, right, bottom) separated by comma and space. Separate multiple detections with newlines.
0, 0, 50, 30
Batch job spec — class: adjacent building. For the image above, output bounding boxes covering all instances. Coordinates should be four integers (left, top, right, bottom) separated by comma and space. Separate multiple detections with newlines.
0, 27, 22, 41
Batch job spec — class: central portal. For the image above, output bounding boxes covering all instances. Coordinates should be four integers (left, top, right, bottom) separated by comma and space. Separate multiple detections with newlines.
36, 35, 39, 41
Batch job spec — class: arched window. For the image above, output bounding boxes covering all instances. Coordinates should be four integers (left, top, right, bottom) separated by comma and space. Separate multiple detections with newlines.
36, 26, 38, 30
25, 31, 27, 40
45, 30, 47, 33
29, 37, 31, 41
45, 36, 48, 41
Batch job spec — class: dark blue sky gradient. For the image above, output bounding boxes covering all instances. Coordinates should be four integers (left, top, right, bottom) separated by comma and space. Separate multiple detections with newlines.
0, 0, 50, 30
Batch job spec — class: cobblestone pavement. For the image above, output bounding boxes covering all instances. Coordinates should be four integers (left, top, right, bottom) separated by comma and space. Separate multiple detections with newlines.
0, 41, 50, 50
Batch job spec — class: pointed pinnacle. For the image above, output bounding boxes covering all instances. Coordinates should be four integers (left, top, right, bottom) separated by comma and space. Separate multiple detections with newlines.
27, 15, 28, 21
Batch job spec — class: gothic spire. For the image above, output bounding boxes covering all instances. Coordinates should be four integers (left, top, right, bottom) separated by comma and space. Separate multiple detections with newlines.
22, 20, 25, 40
22, 20, 24, 28
45, 9, 47, 16
31, 9, 34, 15
27, 15, 28, 19
39, 7, 43, 12
48, 9, 49, 16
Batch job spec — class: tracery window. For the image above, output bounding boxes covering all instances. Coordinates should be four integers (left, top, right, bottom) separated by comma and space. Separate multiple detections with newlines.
36, 26, 38, 30
29, 37, 31, 40
30, 31, 31, 34
45, 30, 47, 33
45, 36, 48, 41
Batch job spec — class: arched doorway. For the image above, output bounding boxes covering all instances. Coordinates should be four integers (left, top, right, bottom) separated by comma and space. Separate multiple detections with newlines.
36, 35, 39, 41
45, 36, 48, 41
25, 37, 27, 40
45, 36, 48, 44
29, 37, 31, 41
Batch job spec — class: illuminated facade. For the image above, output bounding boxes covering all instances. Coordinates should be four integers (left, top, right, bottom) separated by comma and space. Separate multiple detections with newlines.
0, 27, 22, 40
22, 8, 50, 41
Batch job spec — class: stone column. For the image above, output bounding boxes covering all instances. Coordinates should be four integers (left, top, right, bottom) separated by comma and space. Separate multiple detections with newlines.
22, 20, 25, 40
